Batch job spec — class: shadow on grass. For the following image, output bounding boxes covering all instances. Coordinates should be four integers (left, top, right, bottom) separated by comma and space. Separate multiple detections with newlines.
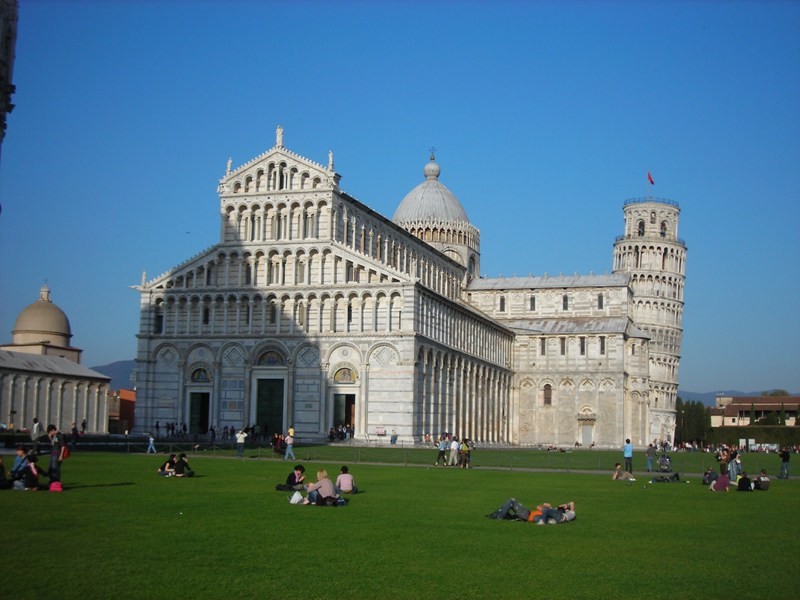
61, 481, 137, 490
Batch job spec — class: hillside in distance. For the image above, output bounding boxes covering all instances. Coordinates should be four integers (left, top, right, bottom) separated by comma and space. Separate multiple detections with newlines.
91, 359, 135, 390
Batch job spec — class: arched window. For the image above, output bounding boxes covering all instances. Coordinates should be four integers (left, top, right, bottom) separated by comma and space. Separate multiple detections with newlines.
562, 295, 569, 310
637, 221, 645, 236
499, 296, 506, 312
544, 384, 552, 406
154, 304, 164, 334
660, 221, 667, 238
530, 296, 536, 311
650, 211, 656, 224
597, 294, 604, 309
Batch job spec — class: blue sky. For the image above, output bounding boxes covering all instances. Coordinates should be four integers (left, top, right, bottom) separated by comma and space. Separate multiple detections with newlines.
1, 0, 798, 393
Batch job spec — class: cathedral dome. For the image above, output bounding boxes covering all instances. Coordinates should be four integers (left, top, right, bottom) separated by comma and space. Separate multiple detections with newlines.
12, 284, 72, 346
392, 156, 470, 224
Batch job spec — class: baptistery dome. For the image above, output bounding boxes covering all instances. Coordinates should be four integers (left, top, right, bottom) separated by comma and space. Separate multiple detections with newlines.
12, 284, 72, 346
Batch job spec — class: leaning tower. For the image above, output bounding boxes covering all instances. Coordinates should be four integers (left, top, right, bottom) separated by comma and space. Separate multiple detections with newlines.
613, 197, 686, 443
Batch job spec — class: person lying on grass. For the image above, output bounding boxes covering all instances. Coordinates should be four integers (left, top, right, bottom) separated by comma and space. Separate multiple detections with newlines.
486, 498, 576, 524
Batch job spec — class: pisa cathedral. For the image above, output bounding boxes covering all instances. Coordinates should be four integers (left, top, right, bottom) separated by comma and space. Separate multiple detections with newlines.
134, 128, 686, 448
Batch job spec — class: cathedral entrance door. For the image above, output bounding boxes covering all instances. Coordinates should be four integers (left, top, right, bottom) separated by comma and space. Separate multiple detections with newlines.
256, 379, 285, 436
189, 392, 210, 434
581, 424, 593, 446
333, 394, 355, 430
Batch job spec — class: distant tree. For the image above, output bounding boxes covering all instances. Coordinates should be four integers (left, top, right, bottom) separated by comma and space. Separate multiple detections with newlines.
780, 402, 786, 426
762, 389, 790, 396
749, 403, 756, 425
676, 397, 708, 444
756, 413, 780, 426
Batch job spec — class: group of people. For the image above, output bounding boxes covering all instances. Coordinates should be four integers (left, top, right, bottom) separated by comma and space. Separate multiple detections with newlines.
0, 429, 68, 491
280, 465, 358, 506
327, 424, 354, 442
156, 453, 195, 477
486, 498, 577, 524
704, 465, 772, 492
433, 434, 474, 468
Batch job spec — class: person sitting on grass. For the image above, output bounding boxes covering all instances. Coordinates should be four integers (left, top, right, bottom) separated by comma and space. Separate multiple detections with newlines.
304, 469, 337, 505
11, 446, 29, 481
612, 463, 636, 481
173, 453, 194, 477
710, 473, 730, 492
335, 465, 358, 494
14, 454, 40, 491
702, 467, 718, 486
276, 465, 306, 491
736, 471, 752, 492
753, 469, 770, 491
157, 454, 177, 477
0, 457, 11, 489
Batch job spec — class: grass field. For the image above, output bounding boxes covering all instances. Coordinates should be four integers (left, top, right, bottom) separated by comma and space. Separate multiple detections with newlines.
6, 448, 799, 600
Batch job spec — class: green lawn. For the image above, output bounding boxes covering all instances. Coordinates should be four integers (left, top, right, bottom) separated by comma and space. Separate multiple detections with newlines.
6, 449, 798, 600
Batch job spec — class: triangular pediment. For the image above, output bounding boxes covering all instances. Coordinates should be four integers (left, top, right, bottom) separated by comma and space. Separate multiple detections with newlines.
140, 238, 413, 293
219, 143, 340, 195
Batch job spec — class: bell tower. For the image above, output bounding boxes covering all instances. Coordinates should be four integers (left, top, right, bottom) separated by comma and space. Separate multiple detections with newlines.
613, 197, 686, 443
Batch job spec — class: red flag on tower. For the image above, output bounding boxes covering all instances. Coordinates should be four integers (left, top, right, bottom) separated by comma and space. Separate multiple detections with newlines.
647, 171, 655, 185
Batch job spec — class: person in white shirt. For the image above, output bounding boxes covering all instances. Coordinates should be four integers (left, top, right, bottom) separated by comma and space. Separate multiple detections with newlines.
448, 437, 460, 466
235, 429, 248, 458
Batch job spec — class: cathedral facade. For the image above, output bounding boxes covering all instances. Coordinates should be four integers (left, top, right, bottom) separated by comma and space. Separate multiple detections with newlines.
134, 128, 685, 448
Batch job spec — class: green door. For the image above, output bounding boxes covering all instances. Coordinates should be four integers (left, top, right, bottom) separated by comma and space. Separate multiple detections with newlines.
256, 379, 284, 436
333, 394, 355, 429
189, 392, 210, 433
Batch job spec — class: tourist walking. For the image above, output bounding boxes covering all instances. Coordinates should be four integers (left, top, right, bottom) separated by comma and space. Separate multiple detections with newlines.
434, 437, 448, 466
31, 418, 43, 455
284, 430, 296, 461
448, 437, 460, 466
